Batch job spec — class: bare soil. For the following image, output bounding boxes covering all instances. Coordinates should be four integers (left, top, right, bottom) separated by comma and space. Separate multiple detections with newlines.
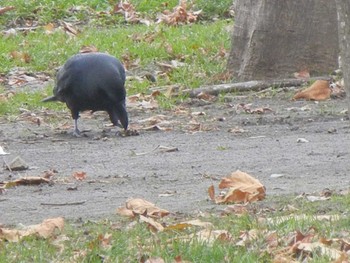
1, 89, 350, 226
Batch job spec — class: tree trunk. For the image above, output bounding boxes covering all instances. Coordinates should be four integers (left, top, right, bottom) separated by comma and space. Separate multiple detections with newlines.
227, 0, 339, 81
335, 0, 350, 119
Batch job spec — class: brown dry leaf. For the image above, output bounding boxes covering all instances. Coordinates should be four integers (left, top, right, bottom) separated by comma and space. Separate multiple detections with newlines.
196, 229, 232, 245
208, 185, 215, 201
30, 217, 65, 239
236, 103, 272, 114
157, 0, 201, 25
116, 206, 135, 217
266, 231, 279, 249
221, 204, 248, 216
118, 198, 169, 218
293, 69, 310, 79
43, 23, 55, 34
138, 115, 168, 125
273, 230, 350, 262
98, 233, 112, 249
297, 242, 342, 261
0, 91, 15, 102
196, 92, 216, 101
142, 125, 172, 132
79, 45, 98, 53
139, 215, 164, 232
127, 93, 159, 110
236, 229, 259, 246
0, 6, 15, 15
293, 80, 331, 101
273, 254, 299, 263
228, 127, 248, 134
10, 51, 31, 63
113, 0, 148, 24
61, 21, 78, 36
144, 257, 165, 263
72, 171, 87, 181
164, 223, 193, 231
333, 252, 349, 263
210, 71, 232, 83
4, 176, 51, 188
0, 217, 64, 242
191, 111, 206, 116
212, 170, 266, 204
250, 107, 273, 114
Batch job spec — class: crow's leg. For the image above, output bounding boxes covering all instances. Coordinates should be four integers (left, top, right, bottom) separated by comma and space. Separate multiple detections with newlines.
70, 109, 81, 137
73, 118, 81, 137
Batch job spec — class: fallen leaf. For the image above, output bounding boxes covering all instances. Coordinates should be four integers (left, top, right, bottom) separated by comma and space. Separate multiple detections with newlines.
117, 198, 169, 218
98, 233, 112, 249
61, 21, 78, 36
191, 111, 206, 116
0, 217, 64, 242
156, 0, 201, 25
113, 0, 147, 24
293, 80, 331, 101
79, 45, 98, 53
208, 185, 215, 201
195, 229, 232, 245
196, 92, 216, 101
228, 127, 247, 134
43, 23, 55, 34
144, 257, 165, 263
165, 219, 213, 231
10, 51, 31, 63
116, 206, 135, 217
293, 69, 310, 79
139, 215, 164, 232
212, 170, 266, 204
73, 171, 87, 181
236, 229, 259, 246
221, 204, 248, 216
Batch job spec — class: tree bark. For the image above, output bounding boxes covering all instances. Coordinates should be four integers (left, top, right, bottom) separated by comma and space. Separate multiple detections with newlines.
335, 0, 350, 119
227, 0, 339, 81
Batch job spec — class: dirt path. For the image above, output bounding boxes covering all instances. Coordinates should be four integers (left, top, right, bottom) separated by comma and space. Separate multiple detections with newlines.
1, 91, 349, 226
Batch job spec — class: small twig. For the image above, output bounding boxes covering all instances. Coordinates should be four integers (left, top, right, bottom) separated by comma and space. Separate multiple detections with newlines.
41, 200, 86, 206
0, 6, 15, 15
2, 157, 12, 172
134, 145, 161, 156
133, 145, 178, 156
186, 76, 330, 98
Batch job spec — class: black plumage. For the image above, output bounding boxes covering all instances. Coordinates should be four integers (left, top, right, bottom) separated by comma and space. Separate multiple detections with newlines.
42, 52, 128, 136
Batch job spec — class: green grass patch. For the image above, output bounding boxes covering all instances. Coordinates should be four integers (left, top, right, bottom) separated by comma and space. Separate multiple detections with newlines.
0, 1, 232, 116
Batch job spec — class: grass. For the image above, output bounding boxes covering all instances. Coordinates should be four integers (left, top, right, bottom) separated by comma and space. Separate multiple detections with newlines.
1, 194, 349, 262
0, 0, 233, 115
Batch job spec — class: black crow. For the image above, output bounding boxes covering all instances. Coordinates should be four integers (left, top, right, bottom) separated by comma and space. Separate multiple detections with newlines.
42, 52, 128, 136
